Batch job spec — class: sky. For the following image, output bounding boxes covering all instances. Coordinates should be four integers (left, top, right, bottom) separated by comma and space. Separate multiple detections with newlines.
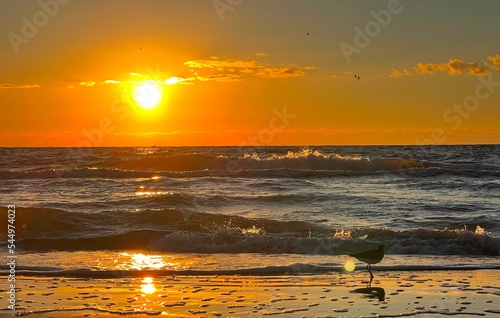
1, 0, 499, 146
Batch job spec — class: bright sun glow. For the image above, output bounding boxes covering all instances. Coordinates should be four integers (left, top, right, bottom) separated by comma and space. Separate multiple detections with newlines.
165, 77, 183, 85
129, 253, 167, 270
141, 277, 156, 294
344, 260, 356, 272
132, 80, 164, 110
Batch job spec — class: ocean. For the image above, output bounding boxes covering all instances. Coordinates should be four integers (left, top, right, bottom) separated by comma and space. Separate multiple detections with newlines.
1, 145, 499, 277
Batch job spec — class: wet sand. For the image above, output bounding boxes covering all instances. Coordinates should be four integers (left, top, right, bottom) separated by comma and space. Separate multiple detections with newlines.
2, 270, 499, 317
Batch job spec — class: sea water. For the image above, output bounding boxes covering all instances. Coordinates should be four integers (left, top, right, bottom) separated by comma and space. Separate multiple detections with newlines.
0, 145, 499, 276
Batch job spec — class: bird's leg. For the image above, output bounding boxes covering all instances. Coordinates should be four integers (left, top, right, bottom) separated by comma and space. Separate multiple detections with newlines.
368, 264, 374, 281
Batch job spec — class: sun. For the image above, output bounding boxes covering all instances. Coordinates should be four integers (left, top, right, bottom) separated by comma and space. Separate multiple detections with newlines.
132, 80, 164, 110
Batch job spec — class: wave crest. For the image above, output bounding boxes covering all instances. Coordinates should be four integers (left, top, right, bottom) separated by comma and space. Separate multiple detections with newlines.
3, 207, 498, 256
0, 149, 437, 180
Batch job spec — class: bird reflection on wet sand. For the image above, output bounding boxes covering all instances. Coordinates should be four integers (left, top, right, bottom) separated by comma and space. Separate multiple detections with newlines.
351, 287, 386, 301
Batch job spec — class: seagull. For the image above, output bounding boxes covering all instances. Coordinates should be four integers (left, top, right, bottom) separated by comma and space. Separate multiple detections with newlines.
349, 245, 384, 281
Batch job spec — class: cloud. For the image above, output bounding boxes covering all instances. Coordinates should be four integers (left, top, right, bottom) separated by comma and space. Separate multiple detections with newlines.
390, 55, 498, 77
79, 80, 123, 87
76, 76, 195, 88
254, 52, 269, 57
103, 80, 121, 84
165, 77, 195, 85
240, 68, 254, 74
414, 59, 489, 76
76, 55, 314, 89
0, 83, 40, 89
196, 74, 243, 82
489, 55, 500, 70
184, 56, 312, 82
79, 81, 96, 87
389, 68, 411, 78
417, 59, 489, 76
184, 58, 259, 69
256, 67, 305, 78
414, 62, 449, 75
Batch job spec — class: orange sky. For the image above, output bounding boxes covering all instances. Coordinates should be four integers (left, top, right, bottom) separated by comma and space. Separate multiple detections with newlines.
1, 0, 499, 146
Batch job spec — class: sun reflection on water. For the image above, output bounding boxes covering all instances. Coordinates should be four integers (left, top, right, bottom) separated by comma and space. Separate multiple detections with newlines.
134, 185, 172, 197
110, 252, 193, 273
128, 253, 167, 270
141, 277, 156, 294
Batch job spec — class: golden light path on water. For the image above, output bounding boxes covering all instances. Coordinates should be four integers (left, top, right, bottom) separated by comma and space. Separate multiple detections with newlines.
128, 253, 169, 270
141, 277, 156, 294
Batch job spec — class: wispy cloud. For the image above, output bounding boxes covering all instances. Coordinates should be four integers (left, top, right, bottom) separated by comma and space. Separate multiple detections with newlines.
389, 55, 500, 78
0, 83, 40, 89
254, 52, 269, 57
489, 55, 500, 70
79, 81, 96, 87
165, 77, 195, 85
256, 67, 305, 78
79, 80, 123, 87
184, 56, 313, 81
76, 55, 315, 88
196, 74, 243, 82
389, 69, 411, 78
103, 80, 121, 84
389, 55, 499, 77
415, 59, 488, 76
77, 76, 196, 87
184, 58, 259, 69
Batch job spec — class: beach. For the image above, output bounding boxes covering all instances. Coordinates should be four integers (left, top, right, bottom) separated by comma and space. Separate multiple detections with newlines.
3, 270, 499, 317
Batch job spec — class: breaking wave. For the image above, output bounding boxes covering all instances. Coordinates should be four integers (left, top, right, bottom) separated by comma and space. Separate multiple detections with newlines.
2, 148, 497, 180
2, 207, 498, 256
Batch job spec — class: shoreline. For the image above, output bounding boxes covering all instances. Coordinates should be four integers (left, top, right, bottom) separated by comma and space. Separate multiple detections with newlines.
2, 270, 499, 317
